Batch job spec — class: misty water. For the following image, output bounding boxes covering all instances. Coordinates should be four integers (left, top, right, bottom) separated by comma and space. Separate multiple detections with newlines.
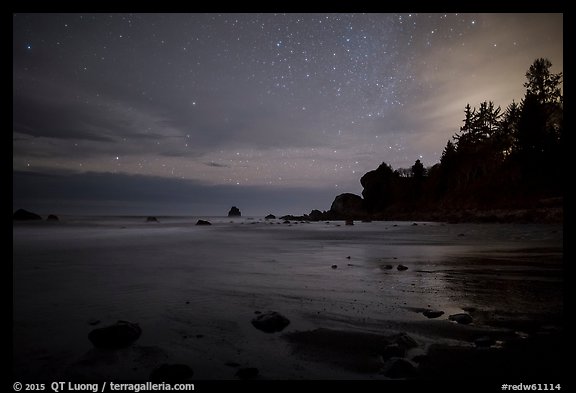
13, 217, 563, 379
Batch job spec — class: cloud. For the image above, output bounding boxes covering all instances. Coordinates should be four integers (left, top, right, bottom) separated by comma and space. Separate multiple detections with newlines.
13, 170, 337, 216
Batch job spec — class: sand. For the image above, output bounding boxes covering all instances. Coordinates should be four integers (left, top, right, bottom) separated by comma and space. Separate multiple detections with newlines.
13, 217, 564, 380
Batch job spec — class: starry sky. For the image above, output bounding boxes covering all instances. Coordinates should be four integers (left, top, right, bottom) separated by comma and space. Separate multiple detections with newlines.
13, 13, 563, 216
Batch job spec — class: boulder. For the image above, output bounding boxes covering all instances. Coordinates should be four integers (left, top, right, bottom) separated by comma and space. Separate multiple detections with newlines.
47, 214, 59, 222
397, 264, 408, 271
150, 364, 194, 382
196, 220, 212, 226
251, 311, 290, 333
88, 320, 142, 349
448, 313, 473, 325
228, 206, 241, 217
423, 310, 444, 319
329, 193, 367, 218
308, 209, 324, 221
13, 209, 42, 221
331, 265, 338, 269
146, 216, 158, 222
265, 214, 276, 219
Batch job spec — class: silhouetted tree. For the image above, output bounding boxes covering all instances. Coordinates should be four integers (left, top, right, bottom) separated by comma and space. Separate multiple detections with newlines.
524, 58, 563, 105
411, 159, 426, 179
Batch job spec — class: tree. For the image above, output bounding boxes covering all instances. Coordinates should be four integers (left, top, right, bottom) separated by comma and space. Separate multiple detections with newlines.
524, 58, 563, 105
411, 159, 426, 179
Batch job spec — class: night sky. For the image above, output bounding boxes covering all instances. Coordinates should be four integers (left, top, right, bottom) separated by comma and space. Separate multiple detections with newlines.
13, 13, 563, 216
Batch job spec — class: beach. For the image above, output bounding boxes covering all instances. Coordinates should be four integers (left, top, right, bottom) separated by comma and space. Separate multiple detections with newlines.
13, 217, 564, 380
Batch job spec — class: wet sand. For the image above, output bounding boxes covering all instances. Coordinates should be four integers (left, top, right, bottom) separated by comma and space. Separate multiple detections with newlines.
13, 218, 564, 381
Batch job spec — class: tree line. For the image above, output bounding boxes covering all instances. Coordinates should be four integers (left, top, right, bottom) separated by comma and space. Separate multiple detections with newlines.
361, 58, 563, 214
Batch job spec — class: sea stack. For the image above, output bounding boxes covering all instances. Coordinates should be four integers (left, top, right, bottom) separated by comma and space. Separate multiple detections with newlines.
228, 206, 241, 217
13, 209, 42, 221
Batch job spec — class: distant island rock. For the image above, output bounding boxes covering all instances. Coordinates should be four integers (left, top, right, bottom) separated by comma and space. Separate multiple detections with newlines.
13, 209, 42, 221
228, 206, 241, 217
46, 214, 59, 222
146, 216, 158, 222
196, 220, 212, 226
265, 214, 276, 219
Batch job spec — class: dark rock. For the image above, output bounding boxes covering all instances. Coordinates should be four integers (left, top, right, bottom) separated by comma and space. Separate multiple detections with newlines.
146, 216, 158, 222
448, 313, 473, 325
474, 336, 495, 347
196, 334, 204, 338
381, 343, 405, 359
254, 310, 261, 314
457, 233, 465, 237
265, 214, 276, 219
87, 318, 101, 326
228, 206, 241, 217
308, 209, 324, 221
383, 264, 394, 270
47, 214, 59, 222
394, 332, 418, 349
385, 358, 416, 379
330, 193, 367, 219
423, 310, 445, 319
345, 219, 354, 225
150, 364, 194, 382
412, 222, 418, 226
462, 306, 477, 313
13, 209, 42, 221
346, 256, 351, 259
236, 367, 259, 379
331, 265, 338, 269
196, 220, 212, 226
251, 311, 290, 333
283, 220, 290, 224
88, 320, 142, 349
397, 264, 408, 271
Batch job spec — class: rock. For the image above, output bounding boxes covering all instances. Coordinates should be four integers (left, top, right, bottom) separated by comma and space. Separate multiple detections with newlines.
228, 206, 241, 217
13, 209, 42, 221
462, 306, 477, 313
196, 220, 212, 226
283, 220, 290, 224
385, 358, 416, 379
251, 311, 290, 333
383, 265, 394, 270
457, 233, 465, 237
150, 364, 194, 382
346, 256, 351, 259
381, 343, 405, 359
87, 318, 101, 326
46, 214, 59, 222
448, 313, 473, 325
146, 216, 158, 222
397, 264, 408, 271
474, 336, 495, 347
265, 214, 276, 219
88, 320, 142, 349
345, 219, 354, 225
394, 332, 418, 349
330, 193, 367, 218
308, 209, 324, 221
423, 310, 444, 319
411, 222, 418, 226
331, 265, 338, 269
236, 367, 259, 379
